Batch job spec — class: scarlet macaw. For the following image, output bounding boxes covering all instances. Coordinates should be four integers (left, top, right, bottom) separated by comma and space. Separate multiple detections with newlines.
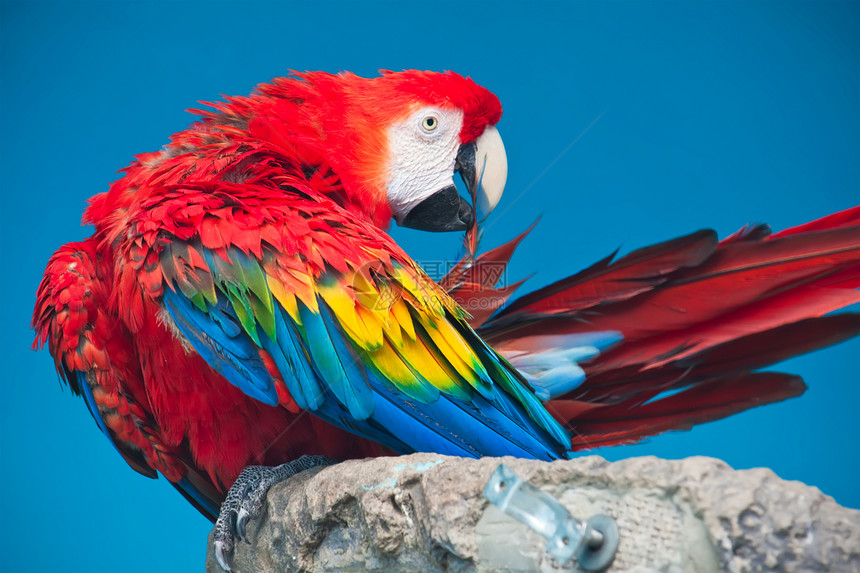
33, 70, 860, 568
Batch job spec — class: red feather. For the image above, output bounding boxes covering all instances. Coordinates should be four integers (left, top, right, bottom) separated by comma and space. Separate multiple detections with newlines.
442, 222, 537, 327
496, 229, 718, 318
477, 206, 860, 446
562, 373, 807, 450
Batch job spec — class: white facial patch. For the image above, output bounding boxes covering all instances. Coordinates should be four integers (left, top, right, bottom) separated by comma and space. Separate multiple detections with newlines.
385, 107, 464, 222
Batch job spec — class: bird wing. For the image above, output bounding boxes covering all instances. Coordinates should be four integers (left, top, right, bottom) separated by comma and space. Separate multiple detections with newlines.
121, 182, 571, 461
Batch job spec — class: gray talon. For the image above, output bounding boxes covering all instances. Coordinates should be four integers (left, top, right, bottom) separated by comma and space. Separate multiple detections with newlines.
236, 507, 250, 542
211, 456, 338, 571
214, 539, 233, 572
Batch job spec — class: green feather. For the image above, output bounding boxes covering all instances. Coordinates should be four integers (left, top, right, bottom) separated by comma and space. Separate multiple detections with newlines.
224, 283, 260, 345
190, 292, 208, 312
251, 294, 277, 340
226, 249, 277, 340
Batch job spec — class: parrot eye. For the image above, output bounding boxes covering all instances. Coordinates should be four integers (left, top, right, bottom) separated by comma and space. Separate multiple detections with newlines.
421, 116, 439, 132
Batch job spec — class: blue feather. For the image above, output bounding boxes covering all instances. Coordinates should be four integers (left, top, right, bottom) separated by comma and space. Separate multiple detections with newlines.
258, 306, 325, 411
359, 355, 561, 459
508, 331, 623, 399
297, 302, 374, 420
175, 477, 220, 519
77, 371, 112, 441
162, 288, 279, 406
460, 327, 572, 450
365, 392, 479, 457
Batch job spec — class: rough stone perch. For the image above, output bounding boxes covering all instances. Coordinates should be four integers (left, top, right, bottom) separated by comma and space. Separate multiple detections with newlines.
205, 453, 860, 572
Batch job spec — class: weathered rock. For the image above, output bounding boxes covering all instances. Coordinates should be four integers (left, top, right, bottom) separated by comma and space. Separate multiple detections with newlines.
205, 454, 860, 572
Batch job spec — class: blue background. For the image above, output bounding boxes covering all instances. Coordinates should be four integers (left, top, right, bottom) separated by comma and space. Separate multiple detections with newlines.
2, 1, 858, 571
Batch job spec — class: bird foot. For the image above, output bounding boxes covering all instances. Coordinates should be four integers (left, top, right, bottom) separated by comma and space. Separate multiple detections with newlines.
213, 455, 337, 572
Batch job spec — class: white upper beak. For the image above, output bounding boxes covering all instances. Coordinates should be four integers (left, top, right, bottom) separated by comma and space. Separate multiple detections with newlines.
471, 125, 508, 219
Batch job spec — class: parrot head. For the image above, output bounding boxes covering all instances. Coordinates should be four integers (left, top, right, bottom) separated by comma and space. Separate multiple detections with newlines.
255, 70, 508, 232
359, 70, 508, 233
86, 70, 508, 235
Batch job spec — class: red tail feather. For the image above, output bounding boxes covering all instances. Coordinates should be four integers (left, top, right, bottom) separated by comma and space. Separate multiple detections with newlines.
769, 205, 860, 239
560, 373, 806, 450
496, 229, 718, 318
462, 206, 860, 447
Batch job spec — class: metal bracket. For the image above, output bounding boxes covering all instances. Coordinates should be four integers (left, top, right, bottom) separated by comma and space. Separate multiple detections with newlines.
483, 464, 619, 571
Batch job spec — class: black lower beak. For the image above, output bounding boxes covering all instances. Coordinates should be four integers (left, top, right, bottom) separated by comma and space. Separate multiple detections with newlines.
399, 185, 474, 232
456, 141, 477, 199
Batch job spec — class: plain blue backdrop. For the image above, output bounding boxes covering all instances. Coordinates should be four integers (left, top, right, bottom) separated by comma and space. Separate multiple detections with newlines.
2, 1, 858, 571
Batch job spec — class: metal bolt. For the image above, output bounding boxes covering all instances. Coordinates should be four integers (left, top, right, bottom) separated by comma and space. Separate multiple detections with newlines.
482, 464, 619, 571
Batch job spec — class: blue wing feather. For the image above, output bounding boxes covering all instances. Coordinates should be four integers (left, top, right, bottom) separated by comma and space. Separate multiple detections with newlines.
161, 259, 575, 460
260, 306, 324, 410
174, 477, 221, 520
298, 302, 375, 420
162, 288, 279, 406
77, 370, 113, 440
74, 369, 158, 479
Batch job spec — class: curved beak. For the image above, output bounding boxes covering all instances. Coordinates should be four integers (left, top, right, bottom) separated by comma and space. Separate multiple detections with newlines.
398, 125, 508, 233
398, 185, 474, 232
456, 125, 508, 221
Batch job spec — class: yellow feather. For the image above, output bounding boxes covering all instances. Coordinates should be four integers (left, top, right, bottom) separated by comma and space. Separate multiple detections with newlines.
394, 333, 471, 400
421, 322, 476, 383
318, 282, 381, 350
289, 269, 319, 313
382, 312, 404, 349
266, 273, 301, 325
421, 314, 488, 385
350, 270, 376, 301
395, 267, 451, 317
390, 268, 424, 304
390, 299, 416, 342
368, 340, 422, 392
355, 304, 385, 349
